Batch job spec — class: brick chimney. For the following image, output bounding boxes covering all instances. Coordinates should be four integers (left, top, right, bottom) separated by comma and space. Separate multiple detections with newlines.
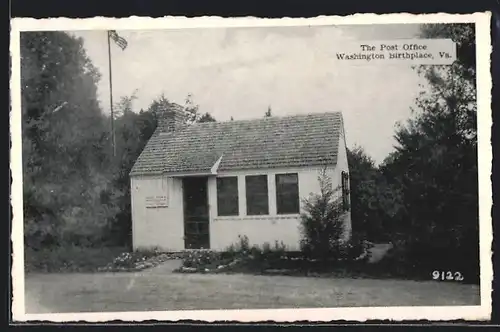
157, 104, 189, 133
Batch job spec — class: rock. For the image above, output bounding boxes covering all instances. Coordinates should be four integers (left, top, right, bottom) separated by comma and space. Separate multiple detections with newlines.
265, 269, 294, 275
228, 259, 241, 267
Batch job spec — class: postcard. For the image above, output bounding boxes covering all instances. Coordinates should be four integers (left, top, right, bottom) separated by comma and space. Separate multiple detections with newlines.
10, 12, 493, 322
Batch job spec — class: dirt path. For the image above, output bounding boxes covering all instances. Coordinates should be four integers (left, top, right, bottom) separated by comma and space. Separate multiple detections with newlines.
142, 259, 184, 274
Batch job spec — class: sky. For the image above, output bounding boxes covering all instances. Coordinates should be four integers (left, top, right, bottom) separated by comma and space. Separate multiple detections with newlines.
70, 24, 426, 164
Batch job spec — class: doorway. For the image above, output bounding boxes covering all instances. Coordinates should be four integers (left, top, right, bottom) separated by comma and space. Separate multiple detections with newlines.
182, 177, 210, 249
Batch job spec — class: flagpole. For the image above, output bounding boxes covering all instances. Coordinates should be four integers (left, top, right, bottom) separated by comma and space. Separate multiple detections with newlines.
107, 30, 116, 157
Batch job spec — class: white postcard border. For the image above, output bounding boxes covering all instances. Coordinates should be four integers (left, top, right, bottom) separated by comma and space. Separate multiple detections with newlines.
10, 12, 493, 322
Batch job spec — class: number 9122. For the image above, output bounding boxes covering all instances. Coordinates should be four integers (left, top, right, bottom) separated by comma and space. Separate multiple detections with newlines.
432, 271, 464, 281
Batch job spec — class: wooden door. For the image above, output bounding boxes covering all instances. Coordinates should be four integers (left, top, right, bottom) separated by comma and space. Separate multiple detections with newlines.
182, 177, 210, 249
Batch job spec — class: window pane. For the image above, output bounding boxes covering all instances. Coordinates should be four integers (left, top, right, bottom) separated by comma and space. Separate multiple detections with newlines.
276, 173, 299, 214
341, 171, 350, 211
277, 173, 298, 185
217, 177, 239, 216
246, 175, 269, 215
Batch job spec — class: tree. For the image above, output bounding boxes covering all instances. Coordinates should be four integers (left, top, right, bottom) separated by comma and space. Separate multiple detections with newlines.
20, 31, 219, 252
184, 93, 217, 123
147, 93, 217, 126
197, 112, 217, 123
347, 147, 404, 242
382, 23, 479, 278
299, 168, 347, 261
104, 94, 145, 246
265, 106, 272, 117
21, 31, 114, 248
419, 23, 476, 85
347, 147, 376, 238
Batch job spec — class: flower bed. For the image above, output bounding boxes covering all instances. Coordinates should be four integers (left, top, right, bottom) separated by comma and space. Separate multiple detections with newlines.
174, 236, 375, 277
176, 250, 244, 273
98, 251, 185, 272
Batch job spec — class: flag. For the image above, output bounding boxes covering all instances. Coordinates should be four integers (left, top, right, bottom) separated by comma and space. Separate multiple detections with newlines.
109, 30, 128, 50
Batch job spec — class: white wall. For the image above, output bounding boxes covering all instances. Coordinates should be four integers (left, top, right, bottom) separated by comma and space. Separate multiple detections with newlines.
337, 121, 352, 241
209, 166, 339, 251
130, 175, 185, 251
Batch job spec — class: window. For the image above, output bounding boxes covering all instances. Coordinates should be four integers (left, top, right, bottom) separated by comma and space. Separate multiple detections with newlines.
341, 171, 350, 211
245, 175, 269, 215
276, 173, 300, 214
216, 177, 239, 216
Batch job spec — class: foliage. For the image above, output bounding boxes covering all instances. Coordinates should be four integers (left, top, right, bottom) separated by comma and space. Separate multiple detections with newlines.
179, 236, 289, 273
343, 24, 479, 280
21, 31, 217, 256
339, 234, 373, 262
197, 112, 217, 123
183, 93, 216, 123
182, 250, 224, 269
21, 31, 117, 250
419, 23, 476, 85
347, 146, 403, 242
228, 236, 288, 264
265, 106, 272, 117
97, 249, 179, 272
299, 169, 349, 261
377, 23, 479, 279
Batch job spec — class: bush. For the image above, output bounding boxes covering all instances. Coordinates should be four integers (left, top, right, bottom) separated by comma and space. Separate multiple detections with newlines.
380, 239, 479, 284
179, 236, 292, 273
222, 235, 251, 258
339, 235, 373, 262
180, 237, 248, 272
299, 169, 349, 261
183, 250, 223, 269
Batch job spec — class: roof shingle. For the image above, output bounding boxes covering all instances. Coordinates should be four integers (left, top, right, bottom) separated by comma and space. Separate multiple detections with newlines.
130, 112, 343, 176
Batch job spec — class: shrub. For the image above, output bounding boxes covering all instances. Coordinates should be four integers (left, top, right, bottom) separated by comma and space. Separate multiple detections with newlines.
299, 169, 349, 261
182, 250, 223, 268
221, 235, 252, 259
234, 235, 251, 253
337, 237, 371, 262
179, 236, 293, 273
249, 240, 287, 263
381, 238, 480, 284
264, 240, 286, 258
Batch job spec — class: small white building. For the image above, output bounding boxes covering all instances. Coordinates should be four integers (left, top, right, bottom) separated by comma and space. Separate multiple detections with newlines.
129, 109, 351, 251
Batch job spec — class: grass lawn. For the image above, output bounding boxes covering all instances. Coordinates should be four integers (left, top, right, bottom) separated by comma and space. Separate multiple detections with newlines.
25, 270, 480, 314
24, 246, 129, 273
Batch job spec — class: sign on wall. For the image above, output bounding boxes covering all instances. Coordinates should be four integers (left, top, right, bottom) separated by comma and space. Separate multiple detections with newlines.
145, 195, 168, 208
145, 176, 169, 208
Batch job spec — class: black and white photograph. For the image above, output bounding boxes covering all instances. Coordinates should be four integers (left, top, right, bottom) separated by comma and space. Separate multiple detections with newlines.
10, 13, 492, 322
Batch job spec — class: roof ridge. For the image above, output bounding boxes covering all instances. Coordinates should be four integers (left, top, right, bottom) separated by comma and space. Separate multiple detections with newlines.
187, 111, 342, 128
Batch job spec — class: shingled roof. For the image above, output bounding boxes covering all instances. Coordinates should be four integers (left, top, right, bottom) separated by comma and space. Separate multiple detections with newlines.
130, 112, 344, 176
